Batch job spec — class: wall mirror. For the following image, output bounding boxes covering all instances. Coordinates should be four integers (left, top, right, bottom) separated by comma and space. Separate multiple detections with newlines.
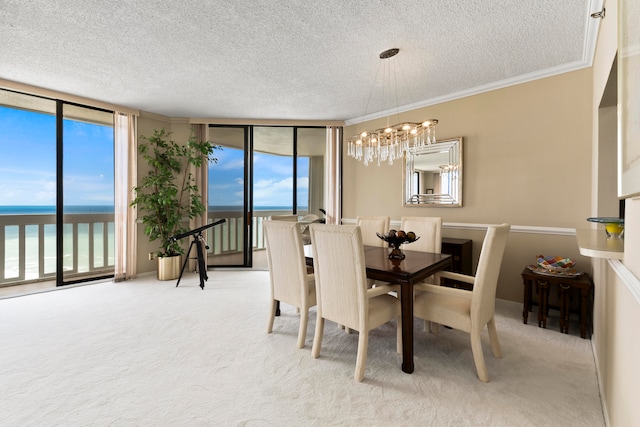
403, 137, 463, 207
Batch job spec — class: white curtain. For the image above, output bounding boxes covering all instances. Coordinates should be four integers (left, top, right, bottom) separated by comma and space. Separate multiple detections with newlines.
325, 126, 342, 225
114, 112, 137, 281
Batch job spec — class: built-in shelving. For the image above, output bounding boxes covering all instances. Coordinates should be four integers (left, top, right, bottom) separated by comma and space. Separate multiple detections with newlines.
576, 228, 624, 259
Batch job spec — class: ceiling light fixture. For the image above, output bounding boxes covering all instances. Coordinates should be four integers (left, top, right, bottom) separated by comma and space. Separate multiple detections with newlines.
347, 48, 438, 167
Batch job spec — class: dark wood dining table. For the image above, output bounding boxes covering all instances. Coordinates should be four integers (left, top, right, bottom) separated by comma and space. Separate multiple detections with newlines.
304, 244, 452, 374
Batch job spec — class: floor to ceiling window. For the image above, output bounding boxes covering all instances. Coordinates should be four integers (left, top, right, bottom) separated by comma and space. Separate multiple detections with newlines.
61, 104, 115, 284
207, 125, 326, 268
0, 89, 115, 287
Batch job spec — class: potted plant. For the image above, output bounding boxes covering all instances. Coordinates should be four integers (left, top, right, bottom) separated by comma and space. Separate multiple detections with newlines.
131, 128, 218, 280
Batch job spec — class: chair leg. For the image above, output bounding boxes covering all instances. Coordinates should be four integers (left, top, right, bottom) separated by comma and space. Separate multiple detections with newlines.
312, 317, 325, 358
297, 308, 308, 349
355, 330, 369, 382
267, 299, 277, 333
487, 317, 502, 358
470, 327, 489, 382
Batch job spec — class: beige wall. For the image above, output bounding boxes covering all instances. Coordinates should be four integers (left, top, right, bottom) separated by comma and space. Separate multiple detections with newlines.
343, 69, 593, 302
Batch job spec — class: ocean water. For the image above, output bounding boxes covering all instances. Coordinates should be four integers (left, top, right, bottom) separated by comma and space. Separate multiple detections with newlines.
0, 205, 115, 215
0, 205, 303, 215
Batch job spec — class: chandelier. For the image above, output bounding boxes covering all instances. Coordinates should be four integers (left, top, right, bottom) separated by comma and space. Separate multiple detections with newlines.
346, 48, 438, 167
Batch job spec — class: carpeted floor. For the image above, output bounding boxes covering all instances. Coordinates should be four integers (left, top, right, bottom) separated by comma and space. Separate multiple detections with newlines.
0, 270, 604, 426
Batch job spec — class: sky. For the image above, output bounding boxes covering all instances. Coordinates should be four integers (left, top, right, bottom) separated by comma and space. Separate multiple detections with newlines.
0, 105, 307, 209
0, 106, 113, 206
209, 144, 308, 208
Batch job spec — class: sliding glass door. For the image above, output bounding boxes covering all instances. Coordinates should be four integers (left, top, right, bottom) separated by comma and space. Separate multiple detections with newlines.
207, 126, 250, 266
0, 89, 115, 287
61, 104, 115, 284
0, 91, 57, 284
207, 124, 326, 268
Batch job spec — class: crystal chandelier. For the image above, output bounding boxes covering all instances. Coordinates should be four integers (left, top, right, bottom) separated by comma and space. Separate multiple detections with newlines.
346, 48, 438, 167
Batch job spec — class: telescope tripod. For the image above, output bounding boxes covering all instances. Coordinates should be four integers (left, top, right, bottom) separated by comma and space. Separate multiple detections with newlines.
175, 231, 208, 289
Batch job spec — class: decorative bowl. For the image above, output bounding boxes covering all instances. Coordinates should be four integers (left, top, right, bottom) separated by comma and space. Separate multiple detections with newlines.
536, 255, 577, 274
587, 217, 624, 238
376, 230, 420, 259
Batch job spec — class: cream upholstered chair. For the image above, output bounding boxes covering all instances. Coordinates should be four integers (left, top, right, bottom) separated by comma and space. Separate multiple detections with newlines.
309, 223, 401, 382
400, 216, 442, 254
356, 216, 390, 247
400, 217, 443, 328
356, 216, 390, 291
413, 223, 510, 382
264, 220, 316, 349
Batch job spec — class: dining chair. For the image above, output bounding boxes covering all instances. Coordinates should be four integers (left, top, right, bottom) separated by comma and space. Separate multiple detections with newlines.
400, 216, 442, 254
356, 216, 390, 292
400, 216, 443, 328
356, 216, 390, 247
309, 223, 401, 382
264, 220, 316, 349
412, 223, 510, 382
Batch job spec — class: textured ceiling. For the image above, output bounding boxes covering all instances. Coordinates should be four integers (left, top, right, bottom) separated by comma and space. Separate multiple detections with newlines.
0, 0, 603, 123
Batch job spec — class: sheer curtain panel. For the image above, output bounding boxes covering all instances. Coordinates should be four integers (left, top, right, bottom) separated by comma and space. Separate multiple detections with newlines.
325, 126, 342, 225
114, 112, 137, 281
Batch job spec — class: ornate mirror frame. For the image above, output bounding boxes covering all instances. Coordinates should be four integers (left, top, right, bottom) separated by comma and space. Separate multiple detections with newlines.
403, 137, 463, 207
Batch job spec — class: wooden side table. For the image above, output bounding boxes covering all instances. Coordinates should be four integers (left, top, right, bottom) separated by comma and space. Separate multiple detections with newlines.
521, 267, 593, 338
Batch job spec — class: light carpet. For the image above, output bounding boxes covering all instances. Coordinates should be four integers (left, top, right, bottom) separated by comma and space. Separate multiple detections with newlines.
0, 270, 604, 426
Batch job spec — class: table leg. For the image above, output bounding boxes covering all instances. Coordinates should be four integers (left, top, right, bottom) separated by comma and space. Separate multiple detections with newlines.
537, 280, 549, 328
559, 284, 570, 334
523, 278, 532, 324
580, 286, 589, 338
400, 283, 414, 374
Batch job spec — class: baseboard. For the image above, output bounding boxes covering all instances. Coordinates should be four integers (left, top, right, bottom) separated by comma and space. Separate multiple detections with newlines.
591, 339, 611, 427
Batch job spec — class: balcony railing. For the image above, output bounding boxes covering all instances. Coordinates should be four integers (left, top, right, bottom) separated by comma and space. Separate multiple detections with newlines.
0, 209, 299, 286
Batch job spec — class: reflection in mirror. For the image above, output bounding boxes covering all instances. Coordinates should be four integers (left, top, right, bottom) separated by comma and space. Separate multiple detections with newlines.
403, 137, 463, 207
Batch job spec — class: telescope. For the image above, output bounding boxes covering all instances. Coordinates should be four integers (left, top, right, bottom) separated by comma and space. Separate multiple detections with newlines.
170, 218, 226, 289
168, 218, 226, 242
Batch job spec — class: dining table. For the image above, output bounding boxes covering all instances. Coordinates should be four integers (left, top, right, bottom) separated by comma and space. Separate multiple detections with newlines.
304, 244, 452, 374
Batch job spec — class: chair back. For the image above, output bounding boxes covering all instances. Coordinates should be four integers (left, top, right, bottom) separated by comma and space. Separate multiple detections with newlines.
471, 224, 510, 325
263, 220, 310, 307
356, 216, 390, 247
310, 224, 368, 330
400, 216, 442, 253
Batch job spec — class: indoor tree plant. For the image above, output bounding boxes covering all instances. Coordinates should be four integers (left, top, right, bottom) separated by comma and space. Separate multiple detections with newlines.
131, 128, 218, 280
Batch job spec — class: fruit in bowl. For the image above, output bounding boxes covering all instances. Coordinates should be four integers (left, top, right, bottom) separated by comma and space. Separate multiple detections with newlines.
376, 229, 420, 246
376, 230, 420, 259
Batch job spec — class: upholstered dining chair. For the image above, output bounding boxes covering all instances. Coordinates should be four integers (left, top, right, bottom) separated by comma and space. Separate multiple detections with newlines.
412, 223, 510, 382
264, 220, 316, 349
356, 216, 390, 291
400, 216, 442, 254
309, 223, 401, 382
356, 216, 390, 247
